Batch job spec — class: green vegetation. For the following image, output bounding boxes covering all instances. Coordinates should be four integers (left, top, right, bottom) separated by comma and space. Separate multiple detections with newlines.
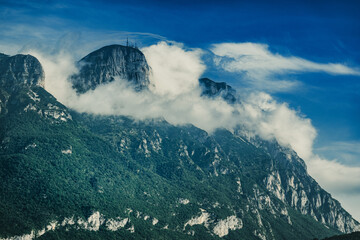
0, 86, 341, 239
320, 231, 360, 240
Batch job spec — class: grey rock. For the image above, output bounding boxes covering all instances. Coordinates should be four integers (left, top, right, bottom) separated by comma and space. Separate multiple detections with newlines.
241, 133, 360, 233
0, 53, 45, 91
71, 45, 150, 93
199, 78, 237, 103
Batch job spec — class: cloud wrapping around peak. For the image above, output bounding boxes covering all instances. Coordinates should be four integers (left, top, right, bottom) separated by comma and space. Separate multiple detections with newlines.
211, 42, 360, 92
27, 41, 360, 221
30, 42, 238, 132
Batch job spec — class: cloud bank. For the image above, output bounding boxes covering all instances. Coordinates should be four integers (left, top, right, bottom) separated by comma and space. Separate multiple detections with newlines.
27, 41, 360, 221
211, 42, 360, 92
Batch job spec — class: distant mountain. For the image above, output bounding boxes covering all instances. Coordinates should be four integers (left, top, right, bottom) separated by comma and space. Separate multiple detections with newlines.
71, 45, 150, 93
0, 46, 359, 240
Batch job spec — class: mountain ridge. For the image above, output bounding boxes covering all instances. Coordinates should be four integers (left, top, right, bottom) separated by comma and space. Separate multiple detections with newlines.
0, 47, 359, 240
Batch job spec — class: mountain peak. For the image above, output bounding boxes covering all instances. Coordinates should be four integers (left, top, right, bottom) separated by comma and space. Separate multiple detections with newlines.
199, 77, 237, 103
0, 53, 45, 91
71, 44, 150, 93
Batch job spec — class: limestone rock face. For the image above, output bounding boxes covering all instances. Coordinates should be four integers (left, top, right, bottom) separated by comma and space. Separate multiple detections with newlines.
0, 53, 45, 91
0, 53, 71, 122
71, 45, 150, 93
243, 135, 360, 233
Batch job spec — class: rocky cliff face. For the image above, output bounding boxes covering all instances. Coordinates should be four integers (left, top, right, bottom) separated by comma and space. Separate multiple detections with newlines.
235, 132, 360, 234
0, 53, 45, 91
71, 45, 150, 93
0, 53, 70, 121
199, 78, 237, 103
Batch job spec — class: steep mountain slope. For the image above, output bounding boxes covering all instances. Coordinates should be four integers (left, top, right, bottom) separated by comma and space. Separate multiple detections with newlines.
75, 113, 358, 238
239, 136, 359, 233
199, 77, 359, 233
0, 48, 359, 240
198, 77, 359, 233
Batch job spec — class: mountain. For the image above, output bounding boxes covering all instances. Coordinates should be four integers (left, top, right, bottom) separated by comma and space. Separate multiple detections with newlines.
199, 78, 237, 104
0, 46, 359, 240
0, 53, 44, 92
71, 45, 150, 93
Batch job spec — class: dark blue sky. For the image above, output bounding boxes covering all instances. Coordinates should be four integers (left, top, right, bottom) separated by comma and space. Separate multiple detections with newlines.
1, 0, 360, 162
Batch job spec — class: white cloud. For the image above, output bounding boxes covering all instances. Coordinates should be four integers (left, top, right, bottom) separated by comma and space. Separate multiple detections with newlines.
212, 42, 359, 74
308, 156, 360, 194
239, 92, 317, 160
142, 42, 205, 97
25, 41, 360, 222
211, 42, 360, 92
28, 42, 238, 133
27, 50, 78, 103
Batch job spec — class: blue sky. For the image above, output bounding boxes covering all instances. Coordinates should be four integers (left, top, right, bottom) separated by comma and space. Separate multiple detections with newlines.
1, 0, 360, 219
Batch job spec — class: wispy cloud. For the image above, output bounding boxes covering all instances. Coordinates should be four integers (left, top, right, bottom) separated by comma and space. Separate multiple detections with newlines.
315, 141, 360, 166
308, 155, 360, 195
0, 25, 167, 58
210, 42, 360, 92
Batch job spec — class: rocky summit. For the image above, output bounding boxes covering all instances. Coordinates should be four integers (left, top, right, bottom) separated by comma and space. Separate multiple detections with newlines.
71, 45, 150, 93
0, 53, 45, 92
199, 78, 237, 103
0, 47, 359, 240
